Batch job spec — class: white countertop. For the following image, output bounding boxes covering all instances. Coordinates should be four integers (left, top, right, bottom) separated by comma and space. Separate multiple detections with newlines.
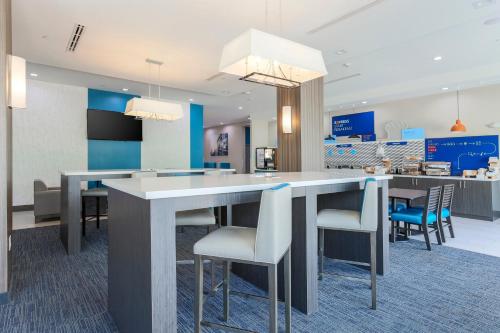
61, 168, 236, 176
102, 170, 392, 200
392, 174, 500, 182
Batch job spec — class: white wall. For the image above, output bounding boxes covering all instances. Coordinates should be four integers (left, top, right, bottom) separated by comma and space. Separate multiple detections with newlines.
324, 84, 500, 139
250, 116, 271, 173
13, 80, 88, 206
204, 124, 245, 173
141, 102, 190, 169
268, 120, 277, 147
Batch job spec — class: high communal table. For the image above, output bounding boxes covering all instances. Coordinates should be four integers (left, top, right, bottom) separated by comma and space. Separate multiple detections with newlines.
102, 171, 392, 333
59, 168, 236, 255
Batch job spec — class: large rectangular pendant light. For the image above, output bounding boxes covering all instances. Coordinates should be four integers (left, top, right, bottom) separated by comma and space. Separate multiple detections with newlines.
219, 29, 327, 88
125, 98, 184, 121
7, 55, 27, 109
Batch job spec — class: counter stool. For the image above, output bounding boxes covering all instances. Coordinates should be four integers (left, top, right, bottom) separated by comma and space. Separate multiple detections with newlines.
194, 183, 292, 333
390, 186, 442, 250
317, 178, 378, 310
81, 186, 108, 236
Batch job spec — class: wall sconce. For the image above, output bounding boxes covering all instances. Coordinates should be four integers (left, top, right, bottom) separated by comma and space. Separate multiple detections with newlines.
282, 105, 292, 134
7, 55, 27, 109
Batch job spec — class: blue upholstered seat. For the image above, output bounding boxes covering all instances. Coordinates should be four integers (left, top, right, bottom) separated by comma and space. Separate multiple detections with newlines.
204, 162, 217, 168
388, 202, 407, 214
405, 207, 450, 219
219, 162, 231, 169
391, 208, 437, 225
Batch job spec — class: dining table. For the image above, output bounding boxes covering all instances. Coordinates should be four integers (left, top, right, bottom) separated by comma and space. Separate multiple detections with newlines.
102, 171, 392, 333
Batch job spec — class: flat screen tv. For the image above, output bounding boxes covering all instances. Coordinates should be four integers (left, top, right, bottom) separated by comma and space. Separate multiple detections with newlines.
87, 109, 142, 141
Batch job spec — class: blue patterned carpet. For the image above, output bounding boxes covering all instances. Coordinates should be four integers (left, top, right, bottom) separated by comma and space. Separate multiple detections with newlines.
1, 222, 500, 332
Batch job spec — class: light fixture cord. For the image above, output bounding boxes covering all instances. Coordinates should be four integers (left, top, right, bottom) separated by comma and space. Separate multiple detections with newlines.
279, 0, 282, 35
265, 0, 268, 31
456, 90, 460, 120
158, 64, 161, 100
148, 62, 151, 98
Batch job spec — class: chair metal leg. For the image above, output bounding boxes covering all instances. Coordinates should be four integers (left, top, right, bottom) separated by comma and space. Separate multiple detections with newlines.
318, 228, 325, 280
448, 216, 455, 238
284, 249, 291, 333
96, 197, 100, 229
210, 260, 216, 295
438, 216, 446, 243
422, 223, 432, 251
370, 231, 377, 310
223, 261, 230, 321
268, 263, 278, 333
194, 255, 203, 333
390, 220, 396, 243
434, 223, 442, 245
81, 197, 86, 237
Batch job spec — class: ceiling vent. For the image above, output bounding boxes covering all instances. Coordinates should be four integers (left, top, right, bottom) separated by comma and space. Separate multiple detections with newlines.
324, 73, 361, 85
66, 24, 85, 52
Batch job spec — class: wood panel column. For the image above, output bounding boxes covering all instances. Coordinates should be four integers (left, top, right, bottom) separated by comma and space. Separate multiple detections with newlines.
277, 78, 324, 172
277, 86, 301, 172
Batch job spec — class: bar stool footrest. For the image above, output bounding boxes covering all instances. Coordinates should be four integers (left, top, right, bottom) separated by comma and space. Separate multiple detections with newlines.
201, 321, 258, 333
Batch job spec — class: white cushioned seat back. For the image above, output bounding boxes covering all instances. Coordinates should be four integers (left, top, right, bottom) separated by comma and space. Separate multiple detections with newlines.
360, 179, 378, 232
131, 171, 158, 178
255, 183, 292, 264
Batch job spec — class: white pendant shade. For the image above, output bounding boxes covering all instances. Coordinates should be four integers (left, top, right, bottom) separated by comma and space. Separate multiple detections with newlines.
125, 98, 184, 121
219, 29, 327, 88
7, 55, 26, 109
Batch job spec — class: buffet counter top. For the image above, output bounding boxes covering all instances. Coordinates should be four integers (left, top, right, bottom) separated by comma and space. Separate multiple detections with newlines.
392, 174, 499, 182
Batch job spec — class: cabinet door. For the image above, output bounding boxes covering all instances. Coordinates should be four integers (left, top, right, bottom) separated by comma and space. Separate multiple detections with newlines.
462, 180, 492, 218
390, 177, 414, 189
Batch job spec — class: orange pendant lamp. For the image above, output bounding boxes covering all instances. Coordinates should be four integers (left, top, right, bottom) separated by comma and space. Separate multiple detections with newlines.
450, 90, 466, 132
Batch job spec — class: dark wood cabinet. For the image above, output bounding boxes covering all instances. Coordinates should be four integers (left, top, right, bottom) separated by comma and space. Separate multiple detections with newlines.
390, 176, 498, 221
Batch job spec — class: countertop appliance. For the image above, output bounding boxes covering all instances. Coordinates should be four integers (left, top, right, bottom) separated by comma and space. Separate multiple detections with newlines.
421, 161, 451, 176
256, 147, 277, 170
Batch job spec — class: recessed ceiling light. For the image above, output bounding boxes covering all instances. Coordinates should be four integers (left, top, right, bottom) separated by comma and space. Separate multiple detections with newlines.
484, 17, 500, 26
336, 49, 347, 55
342, 63, 351, 68
361, 101, 367, 104
189, 98, 194, 102
220, 122, 224, 125
442, 87, 449, 91
244, 91, 251, 95
238, 106, 243, 110
433, 56, 443, 61
247, 116, 251, 120
122, 88, 129, 92
29, 73, 38, 77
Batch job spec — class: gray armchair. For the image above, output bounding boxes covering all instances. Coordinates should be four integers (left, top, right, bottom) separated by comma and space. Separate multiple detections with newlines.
34, 179, 61, 222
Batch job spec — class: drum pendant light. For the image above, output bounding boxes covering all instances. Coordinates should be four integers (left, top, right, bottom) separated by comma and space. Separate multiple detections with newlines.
450, 90, 466, 132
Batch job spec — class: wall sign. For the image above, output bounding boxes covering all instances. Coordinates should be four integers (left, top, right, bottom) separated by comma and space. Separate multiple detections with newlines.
332, 111, 375, 137
386, 141, 408, 146
402, 128, 425, 140
425, 135, 499, 176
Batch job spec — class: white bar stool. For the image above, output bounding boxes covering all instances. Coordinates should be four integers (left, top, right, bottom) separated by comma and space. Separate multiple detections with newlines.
317, 178, 378, 310
193, 183, 292, 333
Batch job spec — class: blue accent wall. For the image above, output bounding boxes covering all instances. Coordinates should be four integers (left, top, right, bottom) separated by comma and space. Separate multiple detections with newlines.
88, 89, 137, 113
88, 140, 141, 170
87, 89, 141, 171
245, 126, 251, 145
190, 104, 204, 168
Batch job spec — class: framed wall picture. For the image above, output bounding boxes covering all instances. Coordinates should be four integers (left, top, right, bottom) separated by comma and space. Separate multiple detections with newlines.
210, 132, 229, 156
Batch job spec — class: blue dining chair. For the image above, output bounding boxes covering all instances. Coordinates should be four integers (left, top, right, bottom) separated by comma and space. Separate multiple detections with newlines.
408, 184, 455, 243
219, 162, 231, 169
388, 202, 407, 214
204, 162, 217, 168
390, 186, 442, 250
